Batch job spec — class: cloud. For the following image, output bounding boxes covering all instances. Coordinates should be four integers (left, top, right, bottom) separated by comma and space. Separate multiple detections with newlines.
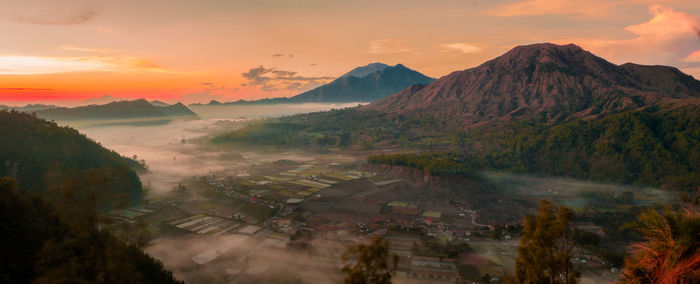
0, 55, 170, 75
570, 5, 700, 76
60, 45, 111, 53
686, 50, 700, 62
0, 88, 52, 91
439, 42, 482, 54
271, 54, 294, 58
9, 2, 97, 26
368, 39, 414, 54
241, 66, 334, 93
486, 0, 620, 18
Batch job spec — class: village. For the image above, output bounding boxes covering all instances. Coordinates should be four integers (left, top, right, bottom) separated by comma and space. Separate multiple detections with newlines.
102, 152, 624, 283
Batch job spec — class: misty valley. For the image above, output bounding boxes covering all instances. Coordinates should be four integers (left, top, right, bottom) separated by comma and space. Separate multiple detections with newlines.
2, 43, 699, 284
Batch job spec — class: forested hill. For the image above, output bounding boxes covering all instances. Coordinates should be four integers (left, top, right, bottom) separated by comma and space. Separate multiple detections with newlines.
213, 102, 700, 191
0, 177, 182, 283
366, 103, 700, 191
0, 110, 145, 204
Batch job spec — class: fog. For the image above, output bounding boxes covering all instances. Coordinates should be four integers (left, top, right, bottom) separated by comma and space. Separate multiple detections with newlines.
65, 103, 364, 282
189, 103, 364, 119
74, 103, 350, 196
146, 234, 352, 283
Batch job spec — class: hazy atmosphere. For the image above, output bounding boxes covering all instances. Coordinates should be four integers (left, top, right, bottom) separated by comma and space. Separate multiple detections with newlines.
1, 1, 698, 284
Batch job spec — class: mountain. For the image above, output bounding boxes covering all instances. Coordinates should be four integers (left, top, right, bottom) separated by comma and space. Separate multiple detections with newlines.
0, 113, 180, 282
82, 95, 124, 105
35, 99, 199, 125
149, 100, 170, 107
189, 63, 433, 105
0, 103, 58, 112
289, 63, 434, 103
340, 62, 389, 78
158, 102, 198, 117
367, 43, 700, 126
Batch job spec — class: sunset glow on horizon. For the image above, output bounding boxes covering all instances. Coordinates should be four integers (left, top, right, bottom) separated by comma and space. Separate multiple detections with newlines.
2, 0, 700, 106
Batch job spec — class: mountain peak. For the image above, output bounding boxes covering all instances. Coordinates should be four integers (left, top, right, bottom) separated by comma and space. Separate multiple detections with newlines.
290, 63, 434, 103
340, 62, 390, 78
368, 42, 700, 126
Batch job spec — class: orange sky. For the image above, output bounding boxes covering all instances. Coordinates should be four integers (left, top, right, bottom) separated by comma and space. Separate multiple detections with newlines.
1, 0, 700, 106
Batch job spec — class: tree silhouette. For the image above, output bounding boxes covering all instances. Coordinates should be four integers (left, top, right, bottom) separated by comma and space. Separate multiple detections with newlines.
511, 199, 579, 284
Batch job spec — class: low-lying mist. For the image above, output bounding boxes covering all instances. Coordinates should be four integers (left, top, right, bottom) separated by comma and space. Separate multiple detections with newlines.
146, 234, 351, 283
189, 103, 364, 119
72, 103, 352, 196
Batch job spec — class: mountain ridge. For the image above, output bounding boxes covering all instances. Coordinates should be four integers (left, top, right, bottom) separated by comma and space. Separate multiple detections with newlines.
35, 99, 199, 124
367, 43, 700, 126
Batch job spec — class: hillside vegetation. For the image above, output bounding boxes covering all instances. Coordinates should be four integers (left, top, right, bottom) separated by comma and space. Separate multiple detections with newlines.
481, 105, 700, 190
0, 177, 181, 283
0, 110, 146, 204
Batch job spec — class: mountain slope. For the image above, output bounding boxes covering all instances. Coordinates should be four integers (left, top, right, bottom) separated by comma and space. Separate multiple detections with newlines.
368, 43, 700, 125
158, 102, 199, 117
289, 63, 434, 103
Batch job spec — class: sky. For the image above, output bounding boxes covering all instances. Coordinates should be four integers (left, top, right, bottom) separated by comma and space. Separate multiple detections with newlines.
1, 0, 699, 105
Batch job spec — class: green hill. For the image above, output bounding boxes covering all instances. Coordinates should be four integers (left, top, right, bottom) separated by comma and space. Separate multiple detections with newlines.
0, 110, 145, 204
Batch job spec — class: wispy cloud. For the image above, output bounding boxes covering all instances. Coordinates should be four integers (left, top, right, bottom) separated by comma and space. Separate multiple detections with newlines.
59, 45, 111, 53
686, 50, 700, 62
561, 5, 700, 76
0, 55, 170, 75
241, 66, 334, 93
0, 88, 53, 91
10, 3, 97, 26
368, 39, 414, 54
486, 0, 620, 18
439, 42, 482, 54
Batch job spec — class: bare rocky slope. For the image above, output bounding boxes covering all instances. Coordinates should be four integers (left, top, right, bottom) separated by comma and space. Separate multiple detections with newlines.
367, 43, 700, 126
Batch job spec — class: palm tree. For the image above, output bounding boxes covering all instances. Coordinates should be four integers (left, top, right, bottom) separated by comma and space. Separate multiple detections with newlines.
620, 200, 699, 284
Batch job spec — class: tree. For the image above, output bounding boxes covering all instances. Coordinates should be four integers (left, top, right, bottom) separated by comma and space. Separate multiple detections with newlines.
620, 201, 699, 284
341, 237, 398, 284
511, 199, 579, 284
0, 176, 182, 284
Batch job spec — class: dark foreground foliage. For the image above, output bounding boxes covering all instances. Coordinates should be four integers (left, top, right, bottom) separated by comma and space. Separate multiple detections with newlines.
620, 202, 700, 283
0, 177, 181, 284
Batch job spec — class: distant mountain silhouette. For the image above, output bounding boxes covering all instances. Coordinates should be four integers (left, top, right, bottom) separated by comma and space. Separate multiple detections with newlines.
367, 43, 700, 125
0, 104, 57, 112
35, 99, 198, 124
82, 95, 123, 105
339, 62, 389, 78
289, 63, 434, 103
191, 63, 434, 106
149, 100, 170, 107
